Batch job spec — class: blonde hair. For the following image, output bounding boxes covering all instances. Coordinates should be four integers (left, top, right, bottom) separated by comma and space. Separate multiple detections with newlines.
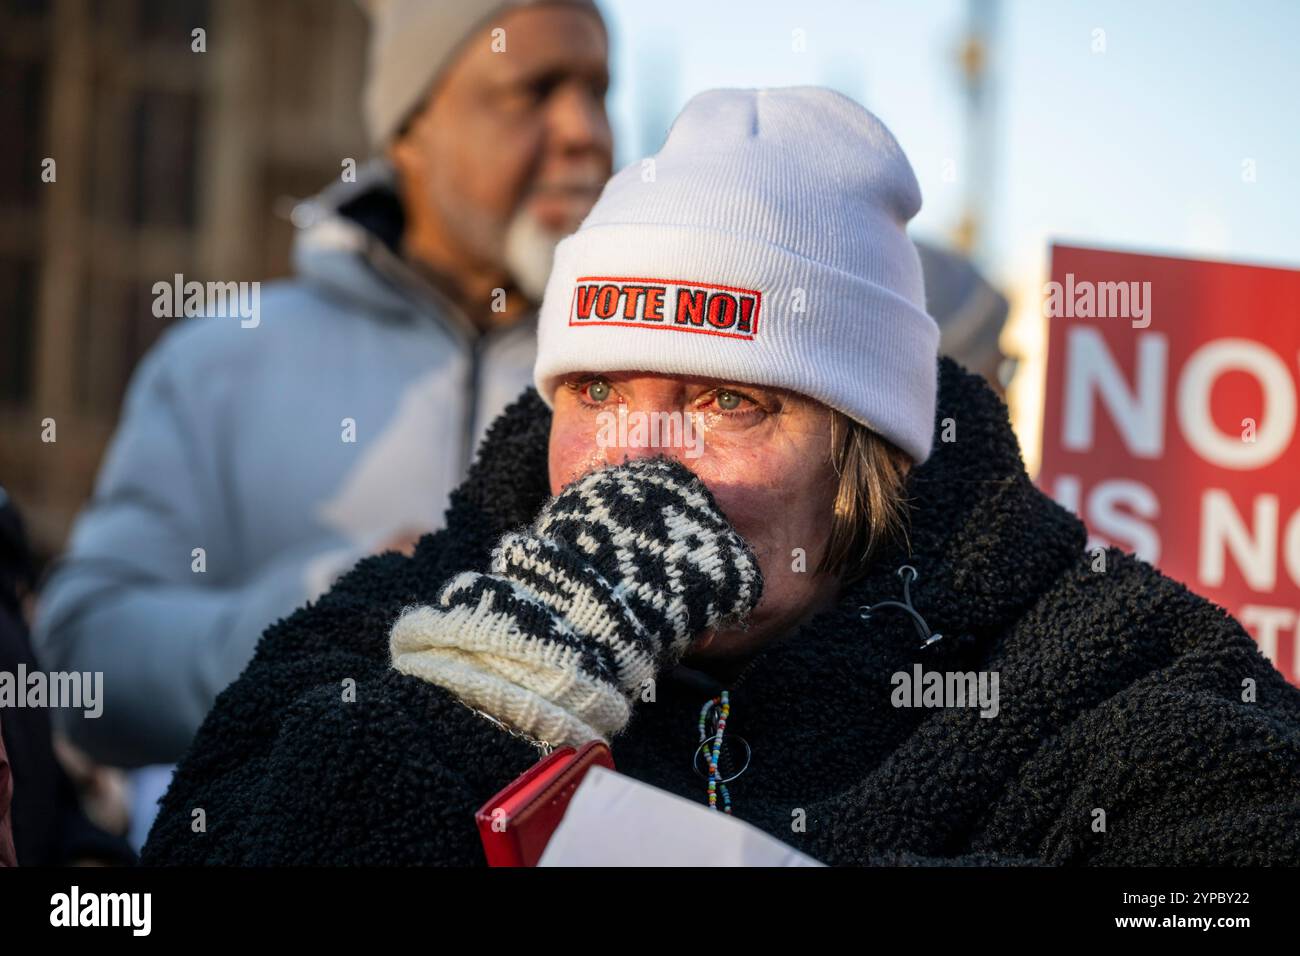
816, 409, 913, 585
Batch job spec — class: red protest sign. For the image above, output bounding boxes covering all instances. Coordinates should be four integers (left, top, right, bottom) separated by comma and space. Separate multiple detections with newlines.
1038, 244, 1300, 686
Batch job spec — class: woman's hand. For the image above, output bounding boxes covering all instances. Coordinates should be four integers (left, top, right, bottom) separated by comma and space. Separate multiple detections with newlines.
390, 456, 763, 749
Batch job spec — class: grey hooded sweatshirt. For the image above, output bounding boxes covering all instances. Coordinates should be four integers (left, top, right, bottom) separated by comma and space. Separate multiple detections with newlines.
33, 162, 538, 767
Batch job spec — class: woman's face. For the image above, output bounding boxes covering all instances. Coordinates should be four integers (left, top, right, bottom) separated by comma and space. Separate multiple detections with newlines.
548, 371, 842, 670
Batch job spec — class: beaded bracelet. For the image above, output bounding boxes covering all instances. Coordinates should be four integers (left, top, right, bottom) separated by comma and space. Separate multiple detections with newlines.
697, 691, 733, 813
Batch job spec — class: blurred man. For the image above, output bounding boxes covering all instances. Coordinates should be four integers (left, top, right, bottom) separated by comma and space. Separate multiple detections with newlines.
34, 0, 613, 771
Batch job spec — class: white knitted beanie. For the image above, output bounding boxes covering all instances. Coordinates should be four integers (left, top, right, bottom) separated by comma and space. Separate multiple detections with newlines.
532, 87, 940, 464
361, 0, 603, 150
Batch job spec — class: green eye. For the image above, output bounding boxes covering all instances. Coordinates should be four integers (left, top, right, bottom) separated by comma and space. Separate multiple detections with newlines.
587, 380, 611, 402
716, 389, 741, 410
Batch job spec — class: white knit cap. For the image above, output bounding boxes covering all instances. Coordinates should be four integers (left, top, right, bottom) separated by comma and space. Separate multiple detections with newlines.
532, 87, 940, 463
361, 0, 602, 150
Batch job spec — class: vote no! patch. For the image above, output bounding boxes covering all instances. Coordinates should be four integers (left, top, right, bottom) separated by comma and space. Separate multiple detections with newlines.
568, 276, 761, 340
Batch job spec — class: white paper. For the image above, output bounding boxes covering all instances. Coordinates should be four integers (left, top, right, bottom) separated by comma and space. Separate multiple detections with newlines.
537, 766, 824, 867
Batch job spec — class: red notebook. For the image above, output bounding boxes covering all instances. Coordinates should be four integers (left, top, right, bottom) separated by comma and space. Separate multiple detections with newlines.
475, 739, 616, 866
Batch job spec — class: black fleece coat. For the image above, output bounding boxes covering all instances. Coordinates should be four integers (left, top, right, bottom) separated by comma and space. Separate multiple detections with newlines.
142, 360, 1300, 866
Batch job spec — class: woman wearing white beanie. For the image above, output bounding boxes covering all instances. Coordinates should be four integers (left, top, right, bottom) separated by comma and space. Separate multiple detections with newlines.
144, 89, 1300, 867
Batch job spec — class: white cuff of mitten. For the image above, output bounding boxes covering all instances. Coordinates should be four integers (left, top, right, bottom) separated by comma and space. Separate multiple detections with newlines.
390, 600, 630, 750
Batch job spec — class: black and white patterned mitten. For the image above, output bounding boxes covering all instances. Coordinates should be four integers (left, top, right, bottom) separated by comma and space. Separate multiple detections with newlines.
390, 457, 763, 749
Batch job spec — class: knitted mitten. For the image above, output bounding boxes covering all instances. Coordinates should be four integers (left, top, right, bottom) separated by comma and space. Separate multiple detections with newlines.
390, 457, 763, 749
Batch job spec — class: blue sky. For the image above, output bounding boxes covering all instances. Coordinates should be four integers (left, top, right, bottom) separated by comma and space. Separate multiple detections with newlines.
597, 0, 1300, 285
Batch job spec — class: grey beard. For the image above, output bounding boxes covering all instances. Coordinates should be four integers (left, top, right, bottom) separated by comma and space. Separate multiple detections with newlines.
503, 208, 562, 303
